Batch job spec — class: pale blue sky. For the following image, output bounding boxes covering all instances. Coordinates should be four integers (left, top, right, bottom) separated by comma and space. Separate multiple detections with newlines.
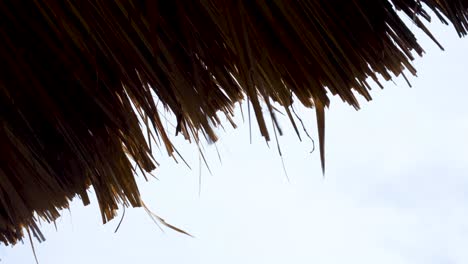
3, 16, 468, 264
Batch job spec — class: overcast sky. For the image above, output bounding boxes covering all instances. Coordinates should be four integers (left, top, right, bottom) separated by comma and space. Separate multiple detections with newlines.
3, 15, 468, 264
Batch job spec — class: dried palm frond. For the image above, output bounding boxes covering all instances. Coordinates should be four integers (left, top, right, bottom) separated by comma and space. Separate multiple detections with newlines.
1, 0, 467, 245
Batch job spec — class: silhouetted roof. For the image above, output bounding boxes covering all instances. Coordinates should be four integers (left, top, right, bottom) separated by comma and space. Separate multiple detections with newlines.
1, 0, 467, 245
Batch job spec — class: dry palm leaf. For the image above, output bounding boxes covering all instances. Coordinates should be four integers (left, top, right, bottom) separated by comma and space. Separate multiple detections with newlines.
1, 0, 468, 245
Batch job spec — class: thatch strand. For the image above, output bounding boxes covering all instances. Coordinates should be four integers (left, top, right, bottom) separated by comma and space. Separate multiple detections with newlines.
1, 0, 468, 245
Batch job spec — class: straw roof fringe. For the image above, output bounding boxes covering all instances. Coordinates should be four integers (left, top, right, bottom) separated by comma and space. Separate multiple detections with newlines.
1, 0, 468, 245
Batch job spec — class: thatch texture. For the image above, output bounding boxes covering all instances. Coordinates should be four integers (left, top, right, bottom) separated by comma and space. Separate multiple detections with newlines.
1, 0, 468, 245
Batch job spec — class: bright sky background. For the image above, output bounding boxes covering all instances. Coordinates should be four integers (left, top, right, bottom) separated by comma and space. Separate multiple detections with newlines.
3, 15, 468, 264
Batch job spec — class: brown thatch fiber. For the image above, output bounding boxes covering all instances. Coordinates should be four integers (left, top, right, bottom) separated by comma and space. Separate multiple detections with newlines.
1, 0, 468, 245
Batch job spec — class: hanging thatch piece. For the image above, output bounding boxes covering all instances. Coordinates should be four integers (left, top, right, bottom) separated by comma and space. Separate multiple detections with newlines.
1, 0, 468, 245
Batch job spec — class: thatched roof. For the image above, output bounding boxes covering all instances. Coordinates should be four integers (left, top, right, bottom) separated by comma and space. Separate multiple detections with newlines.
1, 0, 468, 245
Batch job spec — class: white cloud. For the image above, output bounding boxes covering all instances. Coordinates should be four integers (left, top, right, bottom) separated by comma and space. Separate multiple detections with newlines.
4, 14, 468, 264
